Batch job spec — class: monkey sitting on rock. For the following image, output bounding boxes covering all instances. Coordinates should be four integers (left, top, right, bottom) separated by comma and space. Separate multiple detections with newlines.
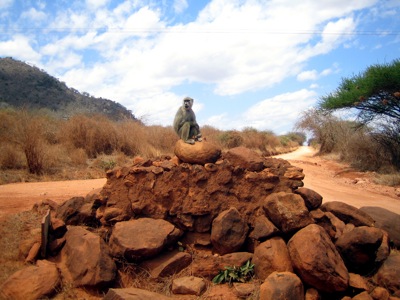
173, 97, 202, 145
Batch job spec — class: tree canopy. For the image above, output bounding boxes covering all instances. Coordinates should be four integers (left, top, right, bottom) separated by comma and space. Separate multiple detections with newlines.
318, 59, 400, 125
318, 59, 400, 169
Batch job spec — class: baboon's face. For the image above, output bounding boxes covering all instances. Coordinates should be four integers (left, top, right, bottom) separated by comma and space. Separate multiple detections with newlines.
183, 98, 193, 110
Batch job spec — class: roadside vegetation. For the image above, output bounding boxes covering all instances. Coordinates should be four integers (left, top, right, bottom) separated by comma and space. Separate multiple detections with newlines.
297, 59, 400, 186
0, 108, 305, 184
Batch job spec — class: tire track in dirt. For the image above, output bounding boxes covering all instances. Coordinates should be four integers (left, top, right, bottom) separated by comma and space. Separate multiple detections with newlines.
275, 147, 400, 214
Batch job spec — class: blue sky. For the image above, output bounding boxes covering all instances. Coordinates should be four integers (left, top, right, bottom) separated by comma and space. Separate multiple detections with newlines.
0, 0, 399, 134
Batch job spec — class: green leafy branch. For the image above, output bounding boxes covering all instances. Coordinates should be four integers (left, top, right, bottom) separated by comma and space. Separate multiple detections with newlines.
212, 260, 255, 285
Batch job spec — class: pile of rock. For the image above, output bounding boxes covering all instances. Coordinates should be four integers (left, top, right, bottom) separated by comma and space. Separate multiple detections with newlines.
1, 144, 399, 300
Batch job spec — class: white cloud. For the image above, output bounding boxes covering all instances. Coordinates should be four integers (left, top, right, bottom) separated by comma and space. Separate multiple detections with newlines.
20, 7, 46, 22
297, 67, 334, 82
0, 0, 13, 10
0, 35, 41, 63
241, 89, 318, 133
173, 0, 188, 14
86, 0, 109, 9
297, 70, 318, 81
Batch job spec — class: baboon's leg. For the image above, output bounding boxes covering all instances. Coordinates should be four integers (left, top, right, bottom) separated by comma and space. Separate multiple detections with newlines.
179, 122, 191, 141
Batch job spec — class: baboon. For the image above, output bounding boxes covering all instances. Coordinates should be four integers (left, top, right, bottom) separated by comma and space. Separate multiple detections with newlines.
173, 97, 202, 144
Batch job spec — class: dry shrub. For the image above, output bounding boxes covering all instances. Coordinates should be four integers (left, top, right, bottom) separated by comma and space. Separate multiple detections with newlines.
115, 121, 154, 157
200, 125, 223, 146
15, 111, 49, 175
144, 125, 178, 157
374, 173, 400, 187
240, 128, 280, 155
61, 114, 118, 158
68, 148, 88, 165
0, 144, 25, 169
218, 130, 243, 149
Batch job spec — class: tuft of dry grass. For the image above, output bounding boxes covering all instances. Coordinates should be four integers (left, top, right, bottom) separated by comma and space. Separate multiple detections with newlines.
373, 173, 400, 187
0, 211, 42, 285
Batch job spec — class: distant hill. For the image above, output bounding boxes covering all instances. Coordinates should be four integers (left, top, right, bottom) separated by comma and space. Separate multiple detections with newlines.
0, 57, 136, 121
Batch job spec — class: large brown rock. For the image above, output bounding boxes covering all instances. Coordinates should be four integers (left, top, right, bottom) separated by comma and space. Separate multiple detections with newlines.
210, 207, 249, 255
109, 218, 182, 261
58, 226, 116, 287
0, 260, 60, 300
248, 215, 280, 240
335, 226, 388, 274
55, 196, 99, 227
191, 252, 253, 279
288, 224, 349, 293
374, 254, 400, 294
360, 206, 400, 248
320, 201, 375, 227
223, 146, 264, 171
252, 237, 293, 280
259, 271, 304, 300
263, 192, 314, 234
140, 250, 192, 278
172, 276, 207, 296
310, 209, 345, 240
295, 187, 323, 210
174, 140, 221, 164
104, 287, 171, 299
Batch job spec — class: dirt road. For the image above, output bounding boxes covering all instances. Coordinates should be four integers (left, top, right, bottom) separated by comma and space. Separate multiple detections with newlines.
0, 178, 107, 218
275, 147, 400, 214
0, 147, 399, 217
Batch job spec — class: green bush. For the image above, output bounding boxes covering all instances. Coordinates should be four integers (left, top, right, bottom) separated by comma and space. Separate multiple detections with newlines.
212, 260, 255, 285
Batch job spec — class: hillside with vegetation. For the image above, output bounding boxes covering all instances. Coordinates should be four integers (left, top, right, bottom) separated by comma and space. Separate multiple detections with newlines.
0, 57, 135, 121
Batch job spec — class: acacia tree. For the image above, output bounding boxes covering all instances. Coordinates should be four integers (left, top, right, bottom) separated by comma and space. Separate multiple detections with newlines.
318, 59, 400, 169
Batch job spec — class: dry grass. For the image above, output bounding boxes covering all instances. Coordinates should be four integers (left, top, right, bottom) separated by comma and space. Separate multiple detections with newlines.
0, 109, 302, 184
373, 173, 400, 187
0, 211, 42, 285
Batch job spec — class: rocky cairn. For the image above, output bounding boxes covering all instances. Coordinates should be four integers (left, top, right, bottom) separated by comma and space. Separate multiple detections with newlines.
1, 144, 399, 300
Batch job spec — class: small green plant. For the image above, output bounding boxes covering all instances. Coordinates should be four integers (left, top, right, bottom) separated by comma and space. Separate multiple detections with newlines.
99, 159, 116, 171
212, 260, 255, 285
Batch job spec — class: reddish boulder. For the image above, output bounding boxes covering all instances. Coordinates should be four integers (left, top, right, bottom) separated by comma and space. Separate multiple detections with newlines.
58, 226, 116, 287
352, 291, 373, 300
370, 287, 390, 300
223, 146, 264, 171
310, 209, 345, 240
140, 250, 192, 278
320, 201, 375, 227
172, 276, 207, 296
288, 224, 349, 293
211, 207, 249, 255
374, 254, 400, 295
263, 192, 314, 234
305, 288, 320, 300
295, 187, 323, 210
0, 260, 60, 300
259, 271, 304, 300
335, 226, 388, 274
349, 273, 369, 292
109, 218, 182, 261
360, 206, 400, 248
252, 237, 293, 280
174, 140, 221, 164
191, 252, 253, 279
55, 196, 99, 227
104, 288, 171, 299
248, 215, 280, 241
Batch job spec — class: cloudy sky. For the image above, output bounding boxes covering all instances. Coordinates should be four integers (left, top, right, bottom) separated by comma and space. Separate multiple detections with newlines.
1, 0, 399, 134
